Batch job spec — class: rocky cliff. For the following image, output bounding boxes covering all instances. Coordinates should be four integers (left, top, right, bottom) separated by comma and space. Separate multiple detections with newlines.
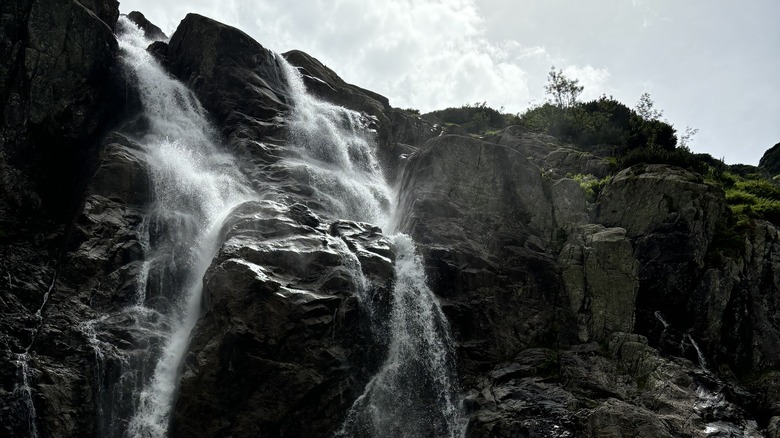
0, 3, 778, 438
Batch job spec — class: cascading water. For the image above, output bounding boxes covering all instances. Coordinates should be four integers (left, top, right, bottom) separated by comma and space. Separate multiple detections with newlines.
655, 312, 760, 437
90, 18, 254, 437
282, 63, 392, 227
280, 58, 463, 437
12, 266, 58, 437
14, 353, 38, 437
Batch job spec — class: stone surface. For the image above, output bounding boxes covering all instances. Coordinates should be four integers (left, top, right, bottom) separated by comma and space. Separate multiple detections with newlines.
395, 133, 576, 387
166, 13, 289, 143
126, 11, 167, 41
465, 338, 759, 438
550, 177, 589, 230
769, 416, 780, 438
397, 134, 553, 256
170, 201, 392, 437
559, 225, 639, 342
0, 1, 126, 435
760, 141, 780, 177
596, 165, 726, 339
1, 0, 124, 219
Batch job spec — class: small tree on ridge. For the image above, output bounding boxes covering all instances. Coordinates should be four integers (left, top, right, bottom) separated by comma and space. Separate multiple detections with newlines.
544, 66, 584, 108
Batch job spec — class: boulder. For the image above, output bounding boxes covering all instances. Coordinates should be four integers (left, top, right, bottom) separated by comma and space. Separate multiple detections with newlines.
171, 201, 393, 437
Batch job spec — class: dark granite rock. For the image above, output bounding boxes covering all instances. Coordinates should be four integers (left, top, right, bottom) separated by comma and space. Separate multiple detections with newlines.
760, 141, 780, 177
127, 11, 167, 41
170, 201, 392, 437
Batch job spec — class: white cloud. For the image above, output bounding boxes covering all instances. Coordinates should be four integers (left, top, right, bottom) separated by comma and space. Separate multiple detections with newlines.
562, 65, 612, 101
119, 0, 780, 165
121, 0, 543, 113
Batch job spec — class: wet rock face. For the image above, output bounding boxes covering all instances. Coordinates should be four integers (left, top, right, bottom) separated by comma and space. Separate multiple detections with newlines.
166, 13, 289, 142
596, 165, 726, 337
0, 0, 124, 220
171, 201, 393, 437
0, 0, 125, 436
466, 335, 761, 438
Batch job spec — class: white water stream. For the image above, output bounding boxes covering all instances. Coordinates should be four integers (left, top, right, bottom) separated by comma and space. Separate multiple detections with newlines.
114, 18, 254, 437
280, 59, 463, 438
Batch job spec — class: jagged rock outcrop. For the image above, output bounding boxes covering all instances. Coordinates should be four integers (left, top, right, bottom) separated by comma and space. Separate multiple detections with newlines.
126, 11, 167, 41
760, 141, 780, 177
171, 201, 393, 437
165, 14, 288, 143
167, 215, 390, 435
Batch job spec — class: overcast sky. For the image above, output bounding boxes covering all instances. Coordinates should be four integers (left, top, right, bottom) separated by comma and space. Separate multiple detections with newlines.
119, 0, 779, 165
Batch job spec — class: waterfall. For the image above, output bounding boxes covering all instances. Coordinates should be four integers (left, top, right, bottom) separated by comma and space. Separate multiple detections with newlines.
685, 334, 709, 373
282, 61, 392, 227
14, 353, 38, 437
280, 58, 463, 437
105, 18, 254, 437
12, 263, 59, 437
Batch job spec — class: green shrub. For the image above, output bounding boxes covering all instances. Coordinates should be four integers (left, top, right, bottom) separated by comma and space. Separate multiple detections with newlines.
752, 199, 780, 224
425, 102, 510, 135
735, 179, 780, 200
618, 146, 707, 174
570, 173, 610, 202
723, 171, 780, 225
725, 189, 758, 205
517, 95, 678, 154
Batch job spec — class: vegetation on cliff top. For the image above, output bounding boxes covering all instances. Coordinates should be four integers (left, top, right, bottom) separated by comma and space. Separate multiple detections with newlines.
421, 66, 780, 227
